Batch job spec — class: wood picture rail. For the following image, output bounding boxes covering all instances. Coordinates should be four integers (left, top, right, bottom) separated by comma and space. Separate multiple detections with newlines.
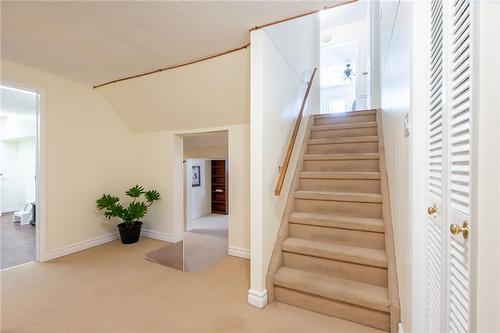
93, 1, 353, 88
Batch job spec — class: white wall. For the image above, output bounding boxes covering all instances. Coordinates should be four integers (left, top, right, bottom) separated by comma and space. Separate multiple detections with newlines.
134, 124, 249, 250
249, 14, 319, 303
0, 60, 135, 256
2, 48, 250, 261
97, 48, 250, 251
184, 159, 211, 231
1, 138, 36, 212
1, 114, 36, 140
98, 48, 249, 133
1, 112, 37, 212
183, 145, 228, 160
378, 0, 413, 331
474, 1, 500, 331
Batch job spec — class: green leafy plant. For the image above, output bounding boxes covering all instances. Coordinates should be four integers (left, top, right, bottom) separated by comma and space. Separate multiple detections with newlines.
96, 185, 160, 228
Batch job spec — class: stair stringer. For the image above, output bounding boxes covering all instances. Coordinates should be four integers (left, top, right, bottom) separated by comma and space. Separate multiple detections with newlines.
265, 115, 315, 303
375, 109, 401, 332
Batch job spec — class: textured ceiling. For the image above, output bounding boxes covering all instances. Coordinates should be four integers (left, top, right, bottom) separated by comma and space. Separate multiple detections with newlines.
1, 0, 347, 86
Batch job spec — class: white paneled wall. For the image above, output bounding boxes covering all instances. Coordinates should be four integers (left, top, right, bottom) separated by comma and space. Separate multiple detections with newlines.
250, 14, 319, 301
1, 114, 36, 212
378, 0, 412, 331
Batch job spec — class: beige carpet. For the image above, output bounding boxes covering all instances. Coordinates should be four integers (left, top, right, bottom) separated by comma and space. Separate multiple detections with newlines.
145, 241, 184, 271
0, 237, 384, 333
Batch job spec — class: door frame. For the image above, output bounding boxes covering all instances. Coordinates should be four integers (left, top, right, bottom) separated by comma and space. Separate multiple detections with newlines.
0, 79, 46, 263
173, 127, 230, 250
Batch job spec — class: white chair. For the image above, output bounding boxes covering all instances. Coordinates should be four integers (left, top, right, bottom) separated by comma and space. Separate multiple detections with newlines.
12, 202, 34, 225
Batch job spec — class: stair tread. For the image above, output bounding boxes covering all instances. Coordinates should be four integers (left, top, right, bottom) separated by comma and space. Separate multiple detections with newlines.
283, 238, 388, 268
314, 110, 376, 118
300, 171, 381, 180
289, 212, 384, 232
274, 267, 389, 312
295, 190, 382, 203
308, 136, 379, 145
311, 121, 377, 131
304, 153, 379, 161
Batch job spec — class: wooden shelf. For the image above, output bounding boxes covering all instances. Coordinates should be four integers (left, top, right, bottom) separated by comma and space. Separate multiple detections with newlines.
211, 160, 228, 215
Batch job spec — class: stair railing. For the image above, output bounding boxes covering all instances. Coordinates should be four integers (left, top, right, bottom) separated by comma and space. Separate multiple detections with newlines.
274, 67, 317, 196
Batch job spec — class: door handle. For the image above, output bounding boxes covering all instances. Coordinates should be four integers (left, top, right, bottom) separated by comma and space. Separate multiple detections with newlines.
427, 204, 438, 216
450, 221, 469, 239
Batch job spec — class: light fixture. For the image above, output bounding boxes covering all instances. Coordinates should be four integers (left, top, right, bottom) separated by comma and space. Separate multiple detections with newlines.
342, 63, 355, 81
322, 33, 332, 43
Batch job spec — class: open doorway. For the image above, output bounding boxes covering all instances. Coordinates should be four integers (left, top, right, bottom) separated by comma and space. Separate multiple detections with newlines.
319, 1, 371, 113
182, 131, 228, 272
0, 84, 39, 269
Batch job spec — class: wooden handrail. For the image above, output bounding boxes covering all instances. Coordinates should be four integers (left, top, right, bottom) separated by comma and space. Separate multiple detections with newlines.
275, 67, 317, 196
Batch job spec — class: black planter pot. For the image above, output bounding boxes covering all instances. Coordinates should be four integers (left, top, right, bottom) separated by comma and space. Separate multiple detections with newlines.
117, 221, 143, 244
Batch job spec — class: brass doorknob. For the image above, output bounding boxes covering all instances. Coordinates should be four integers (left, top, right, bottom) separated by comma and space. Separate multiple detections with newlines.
427, 204, 438, 216
450, 221, 469, 239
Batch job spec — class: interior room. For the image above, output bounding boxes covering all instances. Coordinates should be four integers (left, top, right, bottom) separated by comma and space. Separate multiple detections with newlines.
0, 84, 38, 269
319, 1, 371, 113
1, 1, 499, 332
183, 132, 229, 272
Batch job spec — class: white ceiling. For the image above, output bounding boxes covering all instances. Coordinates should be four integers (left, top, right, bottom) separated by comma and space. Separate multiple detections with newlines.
0, 85, 37, 117
320, 0, 367, 30
183, 131, 228, 147
1, 1, 347, 86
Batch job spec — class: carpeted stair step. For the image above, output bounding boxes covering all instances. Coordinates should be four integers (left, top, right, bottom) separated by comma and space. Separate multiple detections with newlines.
299, 171, 381, 193
289, 212, 384, 233
273, 285, 390, 331
282, 238, 387, 268
307, 136, 379, 154
288, 222, 385, 249
274, 267, 390, 313
303, 153, 380, 172
294, 190, 382, 203
310, 121, 378, 139
314, 112, 376, 126
314, 109, 376, 119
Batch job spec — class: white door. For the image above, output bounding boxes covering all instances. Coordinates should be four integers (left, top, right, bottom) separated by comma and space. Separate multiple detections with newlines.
445, 0, 473, 331
426, 0, 474, 332
426, 0, 445, 331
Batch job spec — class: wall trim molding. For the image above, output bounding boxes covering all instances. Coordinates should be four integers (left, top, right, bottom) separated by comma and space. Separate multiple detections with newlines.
398, 322, 404, 333
39, 229, 174, 263
248, 289, 268, 308
41, 232, 119, 262
228, 246, 250, 259
1, 207, 21, 214
141, 229, 174, 242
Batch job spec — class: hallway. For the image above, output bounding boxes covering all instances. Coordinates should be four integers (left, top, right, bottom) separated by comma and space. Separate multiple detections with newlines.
184, 214, 228, 272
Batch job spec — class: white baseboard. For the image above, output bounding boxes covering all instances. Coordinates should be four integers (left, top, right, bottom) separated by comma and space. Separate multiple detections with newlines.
141, 229, 174, 242
398, 322, 404, 333
1, 207, 21, 214
248, 289, 268, 308
228, 246, 250, 259
42, 232, 119, 262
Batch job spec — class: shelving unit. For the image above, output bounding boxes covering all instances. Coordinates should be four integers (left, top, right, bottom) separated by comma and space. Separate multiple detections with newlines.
211, 160, 228, 215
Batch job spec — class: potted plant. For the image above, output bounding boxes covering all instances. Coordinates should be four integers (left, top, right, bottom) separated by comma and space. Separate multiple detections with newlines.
96, 185, 160, 244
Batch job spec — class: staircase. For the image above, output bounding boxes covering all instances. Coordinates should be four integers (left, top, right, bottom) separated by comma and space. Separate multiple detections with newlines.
267, 109, 399, 332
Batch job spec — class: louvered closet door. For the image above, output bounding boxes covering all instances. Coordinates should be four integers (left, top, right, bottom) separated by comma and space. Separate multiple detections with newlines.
426, 0, 445, 332
445, 0, 473, 331
425, 0, 474, 332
